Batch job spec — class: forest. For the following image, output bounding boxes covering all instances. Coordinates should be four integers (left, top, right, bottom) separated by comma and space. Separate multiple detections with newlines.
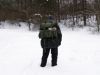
0, 0, 100, 31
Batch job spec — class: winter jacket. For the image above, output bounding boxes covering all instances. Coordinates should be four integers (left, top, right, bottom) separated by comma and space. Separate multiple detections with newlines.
39, 22, 62, 48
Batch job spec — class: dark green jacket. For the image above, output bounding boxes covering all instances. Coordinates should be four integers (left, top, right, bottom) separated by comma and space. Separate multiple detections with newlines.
39, 22, 62, 48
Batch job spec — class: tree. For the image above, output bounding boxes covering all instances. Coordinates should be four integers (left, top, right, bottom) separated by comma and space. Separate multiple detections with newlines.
94, 0, 100, 32
33, 0, 58, 17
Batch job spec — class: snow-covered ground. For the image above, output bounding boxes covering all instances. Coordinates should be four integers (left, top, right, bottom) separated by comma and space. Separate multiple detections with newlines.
0, 27, 100, 75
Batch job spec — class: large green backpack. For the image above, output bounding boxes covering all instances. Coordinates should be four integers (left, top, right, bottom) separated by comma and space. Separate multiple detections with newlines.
39, 22, 58, 39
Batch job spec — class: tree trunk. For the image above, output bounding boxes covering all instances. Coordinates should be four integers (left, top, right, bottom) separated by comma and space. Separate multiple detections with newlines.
96, 14, 100, 32
57, 0, 60, 22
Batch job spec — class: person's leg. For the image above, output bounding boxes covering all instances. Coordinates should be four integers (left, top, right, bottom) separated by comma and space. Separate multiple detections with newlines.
41, 48, 50, 67
51, 47, 58, 66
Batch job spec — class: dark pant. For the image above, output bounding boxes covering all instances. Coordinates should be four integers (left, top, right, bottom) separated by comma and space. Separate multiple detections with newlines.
41, 47, 58, 66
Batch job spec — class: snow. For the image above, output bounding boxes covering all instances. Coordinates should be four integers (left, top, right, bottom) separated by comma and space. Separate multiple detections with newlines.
0, 26, 100, 75
0, 21, 34, 31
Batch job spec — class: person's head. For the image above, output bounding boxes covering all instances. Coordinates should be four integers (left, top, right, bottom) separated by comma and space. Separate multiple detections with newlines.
42, 15, 55, 23
48, 15, 53, 20
47, 15, 55, 23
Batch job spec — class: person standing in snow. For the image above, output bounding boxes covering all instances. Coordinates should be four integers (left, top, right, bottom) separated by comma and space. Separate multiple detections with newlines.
39, 15, 62, 67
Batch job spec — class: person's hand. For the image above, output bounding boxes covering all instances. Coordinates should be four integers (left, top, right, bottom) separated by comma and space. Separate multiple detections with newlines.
48, 27, 57, 31
48, 28, 52, 30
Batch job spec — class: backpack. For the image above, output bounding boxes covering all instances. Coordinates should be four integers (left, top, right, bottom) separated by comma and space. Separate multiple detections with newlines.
39, 22, 58, 39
